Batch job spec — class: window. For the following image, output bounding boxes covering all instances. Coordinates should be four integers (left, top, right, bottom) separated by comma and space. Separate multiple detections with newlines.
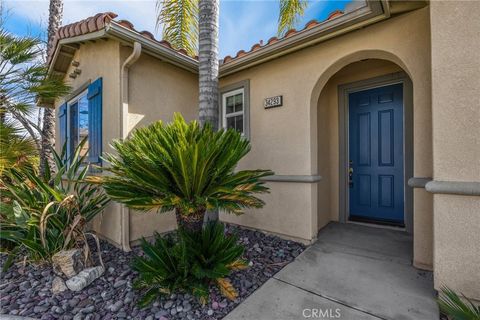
68, 91, 89, 159
220, 80, 250, 138
223, 88, 244, 134
58, 77, 102, 166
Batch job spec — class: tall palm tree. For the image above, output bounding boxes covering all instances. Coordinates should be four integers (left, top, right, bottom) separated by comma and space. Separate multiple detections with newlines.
156, 0, 308, 56
39, 0, 64, 177
0, 28, 69, 174
156, 0, 306, 220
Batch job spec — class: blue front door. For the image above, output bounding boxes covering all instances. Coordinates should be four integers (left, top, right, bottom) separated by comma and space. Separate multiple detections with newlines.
348, 83, 404, 225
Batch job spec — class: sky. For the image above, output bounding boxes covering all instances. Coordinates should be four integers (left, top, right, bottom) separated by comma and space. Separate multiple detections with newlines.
2, 0, 355, 58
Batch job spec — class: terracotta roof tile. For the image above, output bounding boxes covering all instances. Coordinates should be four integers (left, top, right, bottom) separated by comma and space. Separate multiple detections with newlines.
327, 10, 344, 20
117, 19, 135, 29
48, 12, 196, 66
221, 10, 344, 65
50, 9, 345, 68
284, 28, 298, 37
140, 31, 155, 40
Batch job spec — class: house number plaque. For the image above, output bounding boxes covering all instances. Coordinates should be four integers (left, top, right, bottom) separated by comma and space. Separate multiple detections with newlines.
264, 95, 283, 109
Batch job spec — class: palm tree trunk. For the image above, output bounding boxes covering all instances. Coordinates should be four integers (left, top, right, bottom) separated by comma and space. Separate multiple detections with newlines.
198, 0, 219, 130
198, 0, 220, 222
47, 0, 63, 57
175, 208, 206, 233
39, 0, 63, 177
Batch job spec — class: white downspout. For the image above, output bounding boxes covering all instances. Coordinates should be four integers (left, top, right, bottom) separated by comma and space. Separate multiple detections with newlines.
119, 41, 142, 252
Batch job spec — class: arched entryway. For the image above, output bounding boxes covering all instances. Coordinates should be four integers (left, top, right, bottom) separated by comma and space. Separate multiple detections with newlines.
313, 57, 414, 233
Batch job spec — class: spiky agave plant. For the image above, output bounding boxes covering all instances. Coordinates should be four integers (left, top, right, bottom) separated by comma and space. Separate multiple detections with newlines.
94, 113, 273, 233
0, 139, 109, 265
438, 286, 480, 320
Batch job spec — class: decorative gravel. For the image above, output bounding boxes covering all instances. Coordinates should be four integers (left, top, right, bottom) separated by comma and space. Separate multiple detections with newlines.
0, 224, 305, 320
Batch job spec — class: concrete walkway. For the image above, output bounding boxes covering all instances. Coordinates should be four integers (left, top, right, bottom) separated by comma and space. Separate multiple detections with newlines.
225, 223, 439, 320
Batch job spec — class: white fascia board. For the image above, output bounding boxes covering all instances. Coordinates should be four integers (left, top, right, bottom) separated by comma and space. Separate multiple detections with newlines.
105, 22, 198, 73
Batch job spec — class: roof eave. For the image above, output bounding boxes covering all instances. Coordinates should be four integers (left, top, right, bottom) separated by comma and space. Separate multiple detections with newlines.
47, 29, 108, 77
106, 22, 198, 73
219, 0, 388, 77
47, 23, 199, 80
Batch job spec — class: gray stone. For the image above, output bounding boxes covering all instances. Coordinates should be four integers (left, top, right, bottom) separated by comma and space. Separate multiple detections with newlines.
19, 281, 31, 290
163, 300, 173, 309
69, 298, 80, 308
33, 305, 49, 313
51, 276, 68, 294
154, 310, 167, 319
73, 313, 84, 320
52, 306, 64, 314
145, 316, 154, 320
113, 279, 127, 288
207, 309, 214, 316
81, 306, 95, 314
109, 301, 123, 312
52, 249, 85, 278
183, 302, 192, 312
66, 267, 104, 291
100, 291, 112, 300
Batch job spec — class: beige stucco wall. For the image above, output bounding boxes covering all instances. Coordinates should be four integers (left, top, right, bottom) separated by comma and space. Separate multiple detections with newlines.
55, 40, 123, 246
123, 47, 198, 242
54, 41, 198, 247
220, 7, 433, 253
430, 1, 480, 300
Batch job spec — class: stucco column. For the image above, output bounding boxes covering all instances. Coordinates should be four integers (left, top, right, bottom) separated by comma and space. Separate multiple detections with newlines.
430, 1, 480, 300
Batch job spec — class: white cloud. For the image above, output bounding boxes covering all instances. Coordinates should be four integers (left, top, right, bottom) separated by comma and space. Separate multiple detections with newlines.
4, 0, 160, 37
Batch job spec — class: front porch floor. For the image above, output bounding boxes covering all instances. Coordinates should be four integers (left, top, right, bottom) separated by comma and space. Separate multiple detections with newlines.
225, 222, 439, 320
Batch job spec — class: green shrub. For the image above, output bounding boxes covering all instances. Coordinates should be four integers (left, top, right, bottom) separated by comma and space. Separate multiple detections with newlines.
132, 222, 247, 306
92, 113, 273, 233
438, 286, 480, 320
0, 139, 109, 265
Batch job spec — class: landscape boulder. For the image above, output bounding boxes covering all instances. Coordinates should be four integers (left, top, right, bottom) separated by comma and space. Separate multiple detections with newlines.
66, 266, 104, 291
52, 249, 85, 277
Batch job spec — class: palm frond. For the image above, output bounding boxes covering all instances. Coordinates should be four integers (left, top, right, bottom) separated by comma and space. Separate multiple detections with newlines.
156, 0, 198, 56
0, 121, 38, 174
438, 286, 480, 320
278, 0, 308, 36
96, 113, 273, 216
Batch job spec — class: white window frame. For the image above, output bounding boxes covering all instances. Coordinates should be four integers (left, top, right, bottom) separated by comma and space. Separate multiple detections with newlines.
220, 80, 250, 139
222, 88, 245, 135
66, 90, 88, 158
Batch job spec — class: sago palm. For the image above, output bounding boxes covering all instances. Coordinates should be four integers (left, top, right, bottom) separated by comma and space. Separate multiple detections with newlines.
92, 113, 273, 232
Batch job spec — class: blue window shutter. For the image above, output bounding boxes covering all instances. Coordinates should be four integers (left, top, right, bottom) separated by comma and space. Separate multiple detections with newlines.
87, 78, 102, 164
58, 103, 67, 151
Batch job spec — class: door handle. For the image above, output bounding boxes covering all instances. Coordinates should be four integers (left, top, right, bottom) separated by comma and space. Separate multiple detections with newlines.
349, 160, 354, 187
